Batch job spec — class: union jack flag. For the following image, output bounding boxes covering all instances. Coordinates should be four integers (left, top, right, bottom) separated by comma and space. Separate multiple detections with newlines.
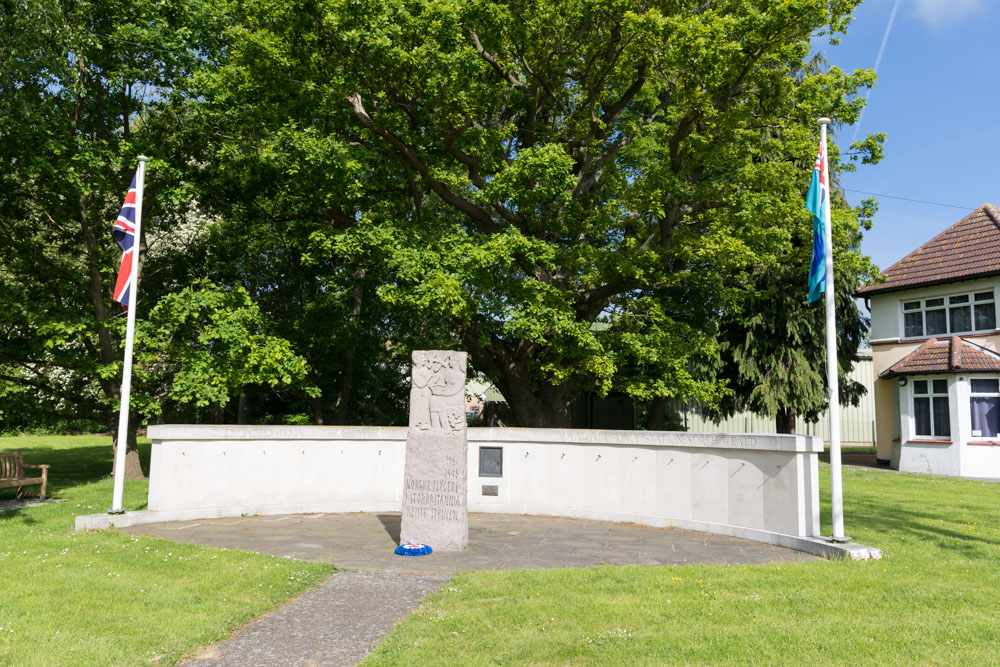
111, 172, 138, 310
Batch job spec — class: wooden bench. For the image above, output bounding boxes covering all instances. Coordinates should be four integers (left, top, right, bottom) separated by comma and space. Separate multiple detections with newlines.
0, 451, 49, 500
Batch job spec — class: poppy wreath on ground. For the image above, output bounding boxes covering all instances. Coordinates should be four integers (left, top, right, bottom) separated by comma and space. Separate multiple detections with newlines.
394, 542, 433, 556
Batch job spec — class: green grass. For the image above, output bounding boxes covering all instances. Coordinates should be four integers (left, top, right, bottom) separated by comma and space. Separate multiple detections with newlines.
5, 436, 999, 665
367, 465, 1000, 665
0, 435, 334, 666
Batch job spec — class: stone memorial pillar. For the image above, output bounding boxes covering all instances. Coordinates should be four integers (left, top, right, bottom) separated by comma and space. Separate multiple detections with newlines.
399, 350, 468, 551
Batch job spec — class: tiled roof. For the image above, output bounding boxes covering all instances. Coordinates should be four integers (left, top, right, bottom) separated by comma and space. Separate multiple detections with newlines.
880, 336, 1000, 378
858, 204, 1000, 295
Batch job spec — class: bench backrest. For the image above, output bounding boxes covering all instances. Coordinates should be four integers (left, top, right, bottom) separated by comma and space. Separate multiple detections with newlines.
0, 451, 24, 480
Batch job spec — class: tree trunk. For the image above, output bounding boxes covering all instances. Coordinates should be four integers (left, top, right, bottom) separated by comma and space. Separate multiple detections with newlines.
331, 360, 355, 425
212, 403, 225, 424
775, 407, 796, 434
237, 394, 250, 425
111, 423, 145, 480
646, 397, 668, 430
308, 394, 324, 426
496, 369, 573, 428
459, 330, 573, 428
331, 269, 365, 425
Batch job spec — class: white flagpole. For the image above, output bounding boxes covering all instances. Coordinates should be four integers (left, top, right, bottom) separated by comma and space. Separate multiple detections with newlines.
110, 155, 148, 514
817, 119, 848, 542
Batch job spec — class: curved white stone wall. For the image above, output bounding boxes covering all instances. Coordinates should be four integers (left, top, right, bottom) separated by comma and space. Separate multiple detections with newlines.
138, 425, 821, 550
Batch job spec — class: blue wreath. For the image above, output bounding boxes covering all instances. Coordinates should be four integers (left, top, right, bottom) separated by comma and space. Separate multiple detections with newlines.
394, 542, 433, 556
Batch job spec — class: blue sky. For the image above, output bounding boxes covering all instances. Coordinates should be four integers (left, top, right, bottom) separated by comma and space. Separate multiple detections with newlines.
817, 0, 999, 273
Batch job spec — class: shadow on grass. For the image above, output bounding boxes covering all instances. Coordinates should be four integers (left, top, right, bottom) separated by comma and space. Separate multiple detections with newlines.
0, 439, 152, 521
845, 486, 1000, 553
0, 502, 40, 524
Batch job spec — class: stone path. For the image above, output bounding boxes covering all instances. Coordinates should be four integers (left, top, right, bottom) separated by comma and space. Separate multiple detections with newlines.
186, 572, 444, 666
122, 513, 816, 665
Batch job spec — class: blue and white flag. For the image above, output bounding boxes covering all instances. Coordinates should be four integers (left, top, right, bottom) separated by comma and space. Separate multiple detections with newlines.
805, 141, 827, 303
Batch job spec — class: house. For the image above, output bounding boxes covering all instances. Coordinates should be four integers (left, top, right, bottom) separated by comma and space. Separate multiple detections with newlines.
858, 203, 1000, 478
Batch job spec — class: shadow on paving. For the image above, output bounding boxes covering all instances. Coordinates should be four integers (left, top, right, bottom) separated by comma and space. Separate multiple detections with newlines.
376, 513, 401, 544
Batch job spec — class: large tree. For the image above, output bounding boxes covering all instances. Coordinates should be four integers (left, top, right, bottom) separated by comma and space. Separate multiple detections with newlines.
192, 0, 881, 426
713, 191, 879, 433
0, 0, 224, 472
178, 111, 458, 426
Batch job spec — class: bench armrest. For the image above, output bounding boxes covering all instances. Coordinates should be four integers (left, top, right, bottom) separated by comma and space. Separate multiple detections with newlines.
23, 464, 50, 470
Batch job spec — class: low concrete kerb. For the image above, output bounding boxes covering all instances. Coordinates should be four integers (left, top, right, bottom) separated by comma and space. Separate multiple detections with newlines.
74, 509, 882, 561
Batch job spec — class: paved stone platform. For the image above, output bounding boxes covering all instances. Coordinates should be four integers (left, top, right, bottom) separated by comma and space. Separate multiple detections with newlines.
123, 511, 818, 575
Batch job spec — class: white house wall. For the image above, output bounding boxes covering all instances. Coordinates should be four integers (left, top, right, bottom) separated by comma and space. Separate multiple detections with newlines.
895, 377, 962, 476
869, 292, 899, 342
873, 276, 1000, 478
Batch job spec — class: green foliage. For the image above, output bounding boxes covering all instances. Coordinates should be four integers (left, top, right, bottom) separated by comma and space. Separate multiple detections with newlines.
2, 0, 887, 430
712, 158, 879, 427
134, 281, 317, 419
190, 0, 884, 426
0, 0, 224, 433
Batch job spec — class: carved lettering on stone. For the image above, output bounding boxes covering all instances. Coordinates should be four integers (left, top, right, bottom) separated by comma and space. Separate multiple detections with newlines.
400, 351, 469, 551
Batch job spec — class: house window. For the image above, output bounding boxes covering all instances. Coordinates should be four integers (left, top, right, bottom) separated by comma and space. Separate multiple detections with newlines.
913, 379, 950, 438
969, 378, 1000, 438
902, 291, 996, 338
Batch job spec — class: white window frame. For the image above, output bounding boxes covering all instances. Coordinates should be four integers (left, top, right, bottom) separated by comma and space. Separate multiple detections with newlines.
969, 377, 1000, 439
900, 289, 997, 339
911, 377, 951, 439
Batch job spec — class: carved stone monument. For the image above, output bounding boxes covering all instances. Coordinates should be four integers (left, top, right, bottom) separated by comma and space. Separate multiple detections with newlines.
399, 350, 468, 551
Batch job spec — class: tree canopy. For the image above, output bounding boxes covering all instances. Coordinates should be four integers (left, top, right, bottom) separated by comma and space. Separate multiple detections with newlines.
1, 0, 884, 435
0, 0, 312, 469
187, 0, 881, 426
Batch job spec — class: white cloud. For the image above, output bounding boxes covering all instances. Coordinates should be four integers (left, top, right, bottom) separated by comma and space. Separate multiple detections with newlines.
911, 0, 985, 28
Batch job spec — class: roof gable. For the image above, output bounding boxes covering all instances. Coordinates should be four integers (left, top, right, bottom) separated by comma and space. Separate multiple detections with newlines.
880, 336, 1000, 378
858, 204, 1000, 296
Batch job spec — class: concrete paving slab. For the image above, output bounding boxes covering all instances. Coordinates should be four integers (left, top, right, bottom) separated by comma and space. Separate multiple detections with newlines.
125, 511, 816, 575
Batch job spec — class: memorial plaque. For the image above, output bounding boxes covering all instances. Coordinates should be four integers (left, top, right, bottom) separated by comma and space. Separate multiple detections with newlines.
400, 350, 468, 551
479, 446, 503, 477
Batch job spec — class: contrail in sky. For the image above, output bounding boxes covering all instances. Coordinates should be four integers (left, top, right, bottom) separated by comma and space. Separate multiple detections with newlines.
852, 0, 902, 144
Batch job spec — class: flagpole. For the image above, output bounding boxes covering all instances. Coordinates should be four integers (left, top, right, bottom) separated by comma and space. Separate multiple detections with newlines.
110, 155, 148, 514
817, 119, 848, 542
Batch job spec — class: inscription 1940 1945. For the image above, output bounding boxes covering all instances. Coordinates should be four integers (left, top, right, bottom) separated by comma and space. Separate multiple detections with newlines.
400, 350, 469, 551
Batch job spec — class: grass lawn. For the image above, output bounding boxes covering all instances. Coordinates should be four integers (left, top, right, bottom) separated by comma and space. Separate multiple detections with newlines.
0, 435, 333, 666
367, 465, 1000, 665
4, 436, 999, 665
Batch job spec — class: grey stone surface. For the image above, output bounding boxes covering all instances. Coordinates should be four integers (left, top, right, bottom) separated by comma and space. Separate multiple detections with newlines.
400, 350, 468, 551
124, 512, 817, 576
184, 572, 443, 666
